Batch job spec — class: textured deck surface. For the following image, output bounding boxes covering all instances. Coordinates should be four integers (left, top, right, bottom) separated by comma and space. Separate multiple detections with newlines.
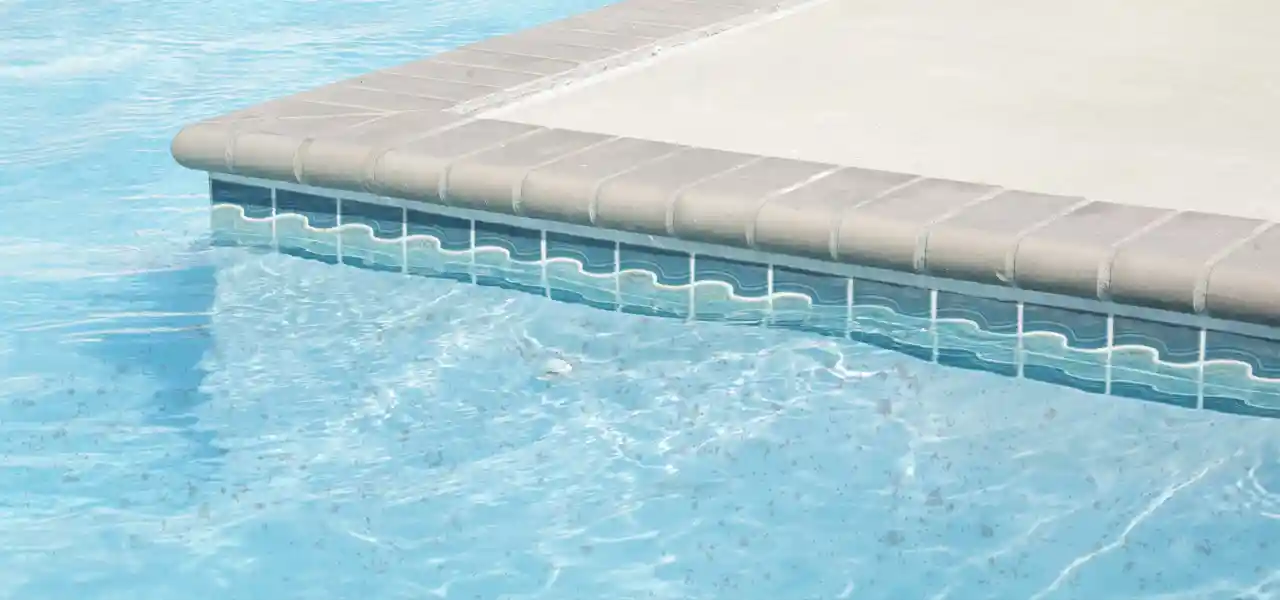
171, 0, 1280, 327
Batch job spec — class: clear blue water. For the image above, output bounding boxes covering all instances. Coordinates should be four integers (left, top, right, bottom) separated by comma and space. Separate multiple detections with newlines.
2, 0, 1279, 598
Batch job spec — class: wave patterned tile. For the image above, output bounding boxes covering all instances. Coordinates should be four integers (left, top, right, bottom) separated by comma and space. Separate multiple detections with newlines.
209, 180, 1280, 420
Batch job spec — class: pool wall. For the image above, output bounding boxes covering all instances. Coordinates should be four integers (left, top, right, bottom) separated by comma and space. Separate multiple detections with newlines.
172, 0, 1280, 419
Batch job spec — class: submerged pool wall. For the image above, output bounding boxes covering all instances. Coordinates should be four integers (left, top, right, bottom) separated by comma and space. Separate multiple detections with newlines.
171, 0, 1280, 419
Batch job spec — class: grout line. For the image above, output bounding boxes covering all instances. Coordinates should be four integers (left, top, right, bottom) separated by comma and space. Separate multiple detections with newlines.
1000, 199, 1093, 286
614, 241, 622, 311
688, 252, 697, 321
335, 197, 344, 263
468, 219, 477, 284
744, 166, 842, 248
436, 127, 550, 205
845, 277, 855, 338
541, 229, 550, 298
827, 176, 926, 261
1105, 314, 1115, 396
587, 146, 689, 225
513, 135, 621, 215
664, 156, 764, 236
1096, 211, 1183, 301
270, 185, 278, 249
1193, 221, 1276, 313
914, 186, 1009, 272
929, 288, 939, 363
765, 263, 775, 325
1015, 301, 1025, 379
1197, 328, 1207, 410
400, 206, 408, 274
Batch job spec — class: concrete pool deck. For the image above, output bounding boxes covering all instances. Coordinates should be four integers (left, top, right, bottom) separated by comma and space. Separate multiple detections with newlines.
171, 0, 1280, 327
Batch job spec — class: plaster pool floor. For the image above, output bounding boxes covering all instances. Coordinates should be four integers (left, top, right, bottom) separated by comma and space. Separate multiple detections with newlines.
485, 0, 1280, 220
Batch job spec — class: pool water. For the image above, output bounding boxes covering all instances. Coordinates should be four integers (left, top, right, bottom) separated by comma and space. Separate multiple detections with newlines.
2, 0, 1279, 598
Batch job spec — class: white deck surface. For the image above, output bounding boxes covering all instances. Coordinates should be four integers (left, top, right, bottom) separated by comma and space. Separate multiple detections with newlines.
486, 0, 1280, 220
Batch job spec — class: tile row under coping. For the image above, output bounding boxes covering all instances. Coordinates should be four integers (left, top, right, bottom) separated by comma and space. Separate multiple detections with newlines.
208, 177, 1280, 419
171, 0, 1280, 328
182, 115, 1280, 328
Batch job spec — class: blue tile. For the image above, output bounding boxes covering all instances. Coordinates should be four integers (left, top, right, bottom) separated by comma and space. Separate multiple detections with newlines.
1021, 304, 1109, 394
338, 201, 404, 272
1202, 330, 1280, 419
546, 233, 617, 311
619, 244, 690, 286
405, 210, 471, 281
1109, 379, 1198, 410
1021, 363, 1107, 395
209, 200, 273, 248
1022, 304, 1108, 349
474, 221, 541, 262
340, 201, 403, 239
1202, 394, 1280, 419
1110, 317, 1200, 409
853, 279, 931, 318
546, 233, 614, 274
850, 279, 932, 360
279, 245, 340, 265
693, 256, 769, 324
1113, 317, 1200, 363
407, 210, 471, 251
275, 190, 337, 229
211, 180, 273, 218
770, 267, 848, 337
935, 293, 1017, 333
935, 293, 1018, 377
618, 244, 690, 319
1204, 330, 1280, 379
693, 257, 769, 296
474, 221, 542, 295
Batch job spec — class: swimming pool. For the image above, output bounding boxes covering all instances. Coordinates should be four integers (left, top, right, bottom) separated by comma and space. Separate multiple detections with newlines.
2, 0, 1279, 598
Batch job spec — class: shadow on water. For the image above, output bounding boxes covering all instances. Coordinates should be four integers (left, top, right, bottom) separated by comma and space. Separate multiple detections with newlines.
76, 245, 227, 466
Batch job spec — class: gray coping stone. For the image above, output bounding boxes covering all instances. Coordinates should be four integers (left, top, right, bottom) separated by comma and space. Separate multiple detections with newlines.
173, 113, 386, 179
586, 0, 763, 29
341, 71, 504, 103
1205, 225, 1280, 325
293, 84, 456, 113
751, 167, 921, 260
833, 178, 1002, 272
367, 119, 543, 203
299, 111, 465, 191
670, 157, 836, 248
444, 128, 616, 214
382, 60, 547, 89
463, 32, 627, 64
171, 0, 1280, 327
430, 48, 582, 77
922, 190, 1087, 285
1109, 212, 1267, 314
519, 137, 685, 225
222, 98, 385, 121
1012, 202, 1176, 299
546, 13, 689, 39
593, 147, 759, 236
509, 22, 661, 52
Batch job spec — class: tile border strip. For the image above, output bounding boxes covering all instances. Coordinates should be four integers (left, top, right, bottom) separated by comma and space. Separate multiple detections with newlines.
209, 174, 1280, 420
171, 0, 1280, 329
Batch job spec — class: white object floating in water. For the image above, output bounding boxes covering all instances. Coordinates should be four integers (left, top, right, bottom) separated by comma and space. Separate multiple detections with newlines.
539, 357, 573, 379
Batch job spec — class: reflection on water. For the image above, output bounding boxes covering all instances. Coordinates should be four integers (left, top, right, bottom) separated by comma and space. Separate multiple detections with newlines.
2, 0, 1279, 597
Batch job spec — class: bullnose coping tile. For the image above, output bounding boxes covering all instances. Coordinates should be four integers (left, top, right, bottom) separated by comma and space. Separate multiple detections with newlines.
1204, 225, 1280, 326
173, 0, 1280, 330
1108, 211, 1268, 314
